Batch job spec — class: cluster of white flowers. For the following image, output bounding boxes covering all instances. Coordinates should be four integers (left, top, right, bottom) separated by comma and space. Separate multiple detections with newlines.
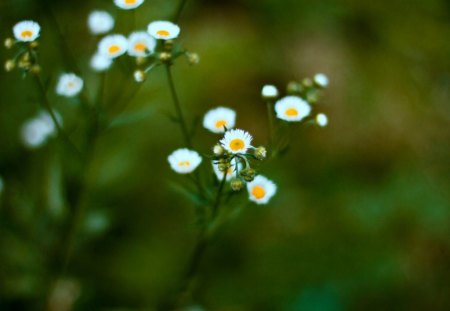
21, 111, 61, 148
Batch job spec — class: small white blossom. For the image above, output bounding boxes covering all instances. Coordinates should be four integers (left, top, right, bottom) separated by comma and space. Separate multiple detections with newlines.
247, 175, 277, 205
147, 21, 180, 40
203, 107, 236, 134
88, 11, 115, 35
13, 20, 40, 42
168, 149, 202, 174
114, 0, 144, 10
274, 96, 311, 122
21, 111, 61, 148
90, 53, 112, 72
314, 73, 329, 88
316, 113, 328, 127
56, 73, 83, 97
98, 34, 128, 59
220, 129, 252, 154
128, 31, 156, 57
134, 70, 145, 82
261, 85, 278, 98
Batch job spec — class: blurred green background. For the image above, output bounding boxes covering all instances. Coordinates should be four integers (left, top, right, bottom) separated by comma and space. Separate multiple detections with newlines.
1, 0, 449, 310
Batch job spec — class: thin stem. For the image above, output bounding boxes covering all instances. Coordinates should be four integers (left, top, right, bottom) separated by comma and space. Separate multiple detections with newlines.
165, 64, 192, 148
211, 171, 227, 219
173, 0, 188, 22
33, 75, 84, 159
266, 100, 275, 152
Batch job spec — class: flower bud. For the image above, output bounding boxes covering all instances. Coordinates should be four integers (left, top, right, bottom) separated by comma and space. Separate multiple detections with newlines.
302, 78, 313, 88
306, 91, 319, 104
4, 38, 14, 49
254, 146, 267, 160
187, 52, 200, 65
240, 168, 256, 182
159, 52, 171, 62
30, 65, 41, 75
134, 70, 145, 83
29, 41, 39, 49
4, 60, 15, 72
230, 177, 245, 191
261, 85, 278, 100
314, 73, 329, 88
213, 144, 224, 156
316, 113, 328, 127
136, 57, 146, 66
164, 40, 174, 51
287, 81, 302, 94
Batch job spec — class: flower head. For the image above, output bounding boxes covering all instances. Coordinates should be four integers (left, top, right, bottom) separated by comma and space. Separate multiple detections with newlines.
88, 11, 115, 35
147, 21, 180, 40
127, 31, 156, 57
316, 113, 328, 127
261, 85, 278, 98
212, 160, 242, 182
114, 0, 144, 10
247, 175, 277, 205
203, 107, 236, 134
275, 96, 311, 122
90, 53, 113, 72
13, 20, 40, 42
168, 148, 202, 174
220, 129, 252, 154
56, 73, 83, 97
98, 34, 128, 59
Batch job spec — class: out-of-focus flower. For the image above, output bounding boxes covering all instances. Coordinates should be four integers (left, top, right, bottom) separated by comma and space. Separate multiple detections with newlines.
88, 11, 115, 35
56, 73, 84, 97
13, 20, 40, 42
147, 21, 180, 40
133, 70, 145, 82
220, 129, 252, 154
90, 53, 112, 72
247, 175, 277, 204
21, 111, 61, 148
314, 73, 329, 88
316, 113, 328, 127
261, 85, 278, 99
127, 31, 156, 57
168, 149, 202, 174
203, 107, 236, 134
114, 0, 144, 10
98, 34, 128, 58
275, 96, 311, 122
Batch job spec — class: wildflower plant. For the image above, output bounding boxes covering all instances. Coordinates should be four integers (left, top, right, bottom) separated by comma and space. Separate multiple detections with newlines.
2, 0, 329, 309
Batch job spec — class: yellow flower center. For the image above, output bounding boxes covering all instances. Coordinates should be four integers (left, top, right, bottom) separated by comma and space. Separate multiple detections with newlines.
229, 138, 245, 151
178, 161, 190, 167
285, 108, 298, 116
21, 30, 33, 38
134, 42, 146, 52
108, 44, 121, 54
215, 120, 227, 129
125, 0, 137, 4
252, 186, 266, 199
157, 30, 170, 37
67, 81, 75, 88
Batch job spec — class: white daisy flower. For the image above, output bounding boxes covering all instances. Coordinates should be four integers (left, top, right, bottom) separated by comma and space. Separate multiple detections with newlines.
13, 20, 40, 42
203, 107, 236, 134
220, 129, 252, 154
90, 53, 113, 72
56, 73, 83, 97
247, 175, 277, 205
316, 113, 328, 127
127, 31, 156, 57
212, 160, 242, 182
314, 73, 329, 88
275, 96, 311, 122
168, 148, 202, 174
98, 34, 128, 59
261, 85, 278, 98
147, 21, 180, 40
114, 0, 144, 10
21, 111, 61, 148
88, 11, 115, 35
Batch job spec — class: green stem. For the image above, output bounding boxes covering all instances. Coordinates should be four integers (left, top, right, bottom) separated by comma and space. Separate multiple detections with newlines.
33, 75, 84, 159
165, 64, 192, 148
266, 100, 275, 153
173, 0, 188, 22
212, 171, 227, 219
